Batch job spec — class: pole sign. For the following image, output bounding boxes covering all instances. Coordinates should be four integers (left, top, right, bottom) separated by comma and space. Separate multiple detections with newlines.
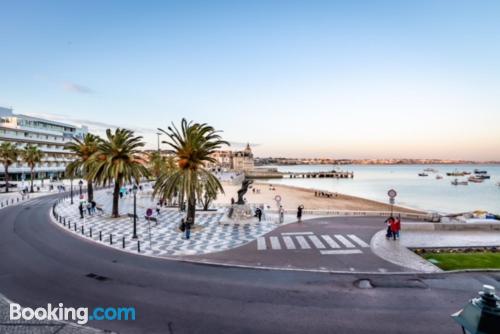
388, 189, 397, 199
146, 208, 153, 217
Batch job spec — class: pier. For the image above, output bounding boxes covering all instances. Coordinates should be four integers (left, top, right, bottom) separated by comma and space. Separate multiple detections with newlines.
283, 171, 354, 179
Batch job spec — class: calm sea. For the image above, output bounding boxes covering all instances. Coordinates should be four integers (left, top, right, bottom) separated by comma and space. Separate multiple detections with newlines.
260, 164, 500, 214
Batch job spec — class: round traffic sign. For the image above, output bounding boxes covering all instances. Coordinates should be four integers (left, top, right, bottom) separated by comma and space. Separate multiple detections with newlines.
387, 189, 397, 198
146, 208, 153, 217
274, 195, 282, 202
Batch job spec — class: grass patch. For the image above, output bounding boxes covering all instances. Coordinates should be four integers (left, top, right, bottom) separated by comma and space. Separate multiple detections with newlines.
422, 252, 500, 270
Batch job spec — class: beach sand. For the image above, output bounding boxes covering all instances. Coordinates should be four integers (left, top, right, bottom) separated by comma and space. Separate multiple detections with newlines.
214, 182, 424, 213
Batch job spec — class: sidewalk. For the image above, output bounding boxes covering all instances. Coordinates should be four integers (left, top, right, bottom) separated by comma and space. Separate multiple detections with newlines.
370, 227, 500, 273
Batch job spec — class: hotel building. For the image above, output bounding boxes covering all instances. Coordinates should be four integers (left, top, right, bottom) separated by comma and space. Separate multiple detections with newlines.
0, 107, 88, 181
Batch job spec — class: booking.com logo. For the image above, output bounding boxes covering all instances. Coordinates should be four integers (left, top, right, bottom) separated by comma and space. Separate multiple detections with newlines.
10, 303, 135, 325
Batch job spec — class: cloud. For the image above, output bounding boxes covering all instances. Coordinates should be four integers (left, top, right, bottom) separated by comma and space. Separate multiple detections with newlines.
63, 82, 94, 94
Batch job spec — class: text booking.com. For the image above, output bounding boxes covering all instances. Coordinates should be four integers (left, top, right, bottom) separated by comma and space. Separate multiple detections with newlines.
10, 303, 135, 325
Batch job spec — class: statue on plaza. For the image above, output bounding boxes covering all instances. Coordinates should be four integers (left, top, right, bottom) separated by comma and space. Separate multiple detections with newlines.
236, 178, 253, 205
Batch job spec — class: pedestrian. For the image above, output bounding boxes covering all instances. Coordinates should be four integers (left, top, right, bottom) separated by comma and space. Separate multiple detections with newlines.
255, 208, 262, 222
91, 200, 97, 214
78, 203, 84, 219
86, 202, 92, 216
185, 218, 192, 239
156, 203, 161, 216
297, 205, 304, 223
390, 217, 398, 240
385, 216, 394, 239
279, 206, 285, 224
394, 215, 401, 239
231, 197, 235, 205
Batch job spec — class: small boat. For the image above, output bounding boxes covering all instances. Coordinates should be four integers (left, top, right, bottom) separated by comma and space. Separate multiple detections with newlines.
447, 170, 466, 176
474, 169, 488, 174
476, 174, 491, 180
418, 172, 429, 177
468, 176, 484, 183
436, 175, 443, 180
451, 178, 468, 186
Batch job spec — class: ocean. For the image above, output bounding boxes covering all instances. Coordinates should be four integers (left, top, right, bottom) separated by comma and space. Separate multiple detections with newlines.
259, 164, 500, 214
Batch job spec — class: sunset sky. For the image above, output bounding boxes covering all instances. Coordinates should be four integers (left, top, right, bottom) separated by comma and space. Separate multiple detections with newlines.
1, 0, 499, 160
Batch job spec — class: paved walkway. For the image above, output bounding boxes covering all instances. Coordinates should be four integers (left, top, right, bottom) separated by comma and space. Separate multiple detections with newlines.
53, 187, 286, 256
370, 227, 500, 273
0, 293, 107, 334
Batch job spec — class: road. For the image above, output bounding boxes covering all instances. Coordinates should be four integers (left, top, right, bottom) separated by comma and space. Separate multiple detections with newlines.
1, 194, 499, 333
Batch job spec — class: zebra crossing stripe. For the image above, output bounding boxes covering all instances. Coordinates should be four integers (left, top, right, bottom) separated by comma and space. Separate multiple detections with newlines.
281, 232, 313, 236
282, 236, 296, 249
347, 234, 370, 248
257, 237, 267, 250
295, 236, 311, 249
321, 235, 340, 248
320, 250, 363, 255
270, 236, 281, 250
307, 235, 326, 249
334, 235, 355, 248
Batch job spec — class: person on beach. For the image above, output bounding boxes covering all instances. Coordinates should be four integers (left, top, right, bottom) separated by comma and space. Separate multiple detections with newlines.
297, 205, 304, 223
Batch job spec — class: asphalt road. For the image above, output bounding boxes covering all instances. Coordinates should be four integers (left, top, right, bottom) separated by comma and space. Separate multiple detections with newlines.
1, 194, 499, 334
192, 216, 408, 272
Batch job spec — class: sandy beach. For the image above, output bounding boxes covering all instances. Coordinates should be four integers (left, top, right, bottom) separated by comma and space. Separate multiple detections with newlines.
214, 182, 424, 213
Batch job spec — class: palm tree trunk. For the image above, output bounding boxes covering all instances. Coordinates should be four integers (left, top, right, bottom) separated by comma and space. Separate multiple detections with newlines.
4, 165, 9, 193
30, 168, 34, 193
186, 192, 196, 225
112, 179, 120, 218
87, 180, 93, 202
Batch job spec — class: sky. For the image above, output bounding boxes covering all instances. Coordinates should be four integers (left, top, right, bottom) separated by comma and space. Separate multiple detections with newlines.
1, 0, 500, 160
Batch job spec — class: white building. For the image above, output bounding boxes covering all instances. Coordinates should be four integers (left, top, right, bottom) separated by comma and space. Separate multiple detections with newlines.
232, 144, 254, 171
0, 107, 88, 181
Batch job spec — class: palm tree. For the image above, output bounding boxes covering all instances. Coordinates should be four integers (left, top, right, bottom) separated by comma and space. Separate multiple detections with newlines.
87, 128, 149, 218
148, 151, 167, 180
65, 133, 100, 201
154, 119, 229, 225
21, 145, 44, 193
0, 142, 19, 193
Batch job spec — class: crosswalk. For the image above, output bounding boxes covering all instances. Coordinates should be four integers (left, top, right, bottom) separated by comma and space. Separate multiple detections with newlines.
257, 232, 370, 255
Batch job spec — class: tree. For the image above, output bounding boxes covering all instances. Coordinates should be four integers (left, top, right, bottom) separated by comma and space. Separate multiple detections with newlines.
148, 151, 168, 180
21, 145, 44, 193
154, 119, 229, 225
65, 133, 100, 201
87, 128, 149, 218
0, 142, 19, 193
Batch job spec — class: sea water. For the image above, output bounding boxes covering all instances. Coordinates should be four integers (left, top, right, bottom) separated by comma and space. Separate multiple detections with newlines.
260, 164, 500, 214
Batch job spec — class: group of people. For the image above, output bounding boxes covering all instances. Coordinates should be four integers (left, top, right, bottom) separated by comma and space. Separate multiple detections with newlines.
314, 191, 338, 198
78, 199, 98, 219
385, 216, 401, 240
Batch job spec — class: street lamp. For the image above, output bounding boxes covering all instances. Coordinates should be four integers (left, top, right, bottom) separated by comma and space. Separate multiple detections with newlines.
132, 185, 138, 239
70, 178, 74, 205
156, 132, 162, 154
79, 180, 83, 196
452, 284, 500, 334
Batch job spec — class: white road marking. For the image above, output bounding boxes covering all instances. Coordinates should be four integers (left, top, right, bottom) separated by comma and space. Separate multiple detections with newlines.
307, 235, 326, 249
334, 234, 355, 248
347, 234, 370, 248
257, 237, 267, 250
270, 236, 281, 250
281, 232, 313, 236
320, 250, 363, 255
282, 236, 296, 249
295, 236, 311, 249
321, 235, 340, 248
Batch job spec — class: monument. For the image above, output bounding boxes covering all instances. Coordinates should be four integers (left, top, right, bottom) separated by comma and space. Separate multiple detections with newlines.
223, 178, 256, 223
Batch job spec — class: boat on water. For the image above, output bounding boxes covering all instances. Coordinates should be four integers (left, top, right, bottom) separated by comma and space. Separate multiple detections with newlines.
451, 178, 468, 186
476, 174, 491, 180
436, 175, 443, 180
468, 176, 484, 183
446, 170, 471, 176
474, 169, 488, 174
418, 172, 428, 177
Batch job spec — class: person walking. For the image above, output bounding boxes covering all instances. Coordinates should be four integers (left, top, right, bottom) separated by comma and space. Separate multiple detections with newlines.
78, 203, 84, 219
156, 203, 161, 216
297, 205, 304, 223
185, 218, 192, 240
385, 216, 394, 239
86, 202, 92, 216
255, 207, 262, 222
91, 200, 97, 214
279, 206, 285, 224
390, 217, 398, 240
394, 215, 401, 239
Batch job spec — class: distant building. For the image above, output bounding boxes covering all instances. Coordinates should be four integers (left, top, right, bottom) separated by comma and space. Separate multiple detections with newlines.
232, 143, 254, 171
0, 107, 88, 181
207, 143, 255, 172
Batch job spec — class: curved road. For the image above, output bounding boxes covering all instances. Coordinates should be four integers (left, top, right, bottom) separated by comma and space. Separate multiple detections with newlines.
1, 194, 498, 333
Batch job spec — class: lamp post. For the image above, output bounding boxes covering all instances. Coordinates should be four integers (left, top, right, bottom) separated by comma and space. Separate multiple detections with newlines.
452, 284, 500, 334
156, 132, 162, 154
70, 178, 74, 205
132, 185, 138, 239
79, 180, 83, 196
